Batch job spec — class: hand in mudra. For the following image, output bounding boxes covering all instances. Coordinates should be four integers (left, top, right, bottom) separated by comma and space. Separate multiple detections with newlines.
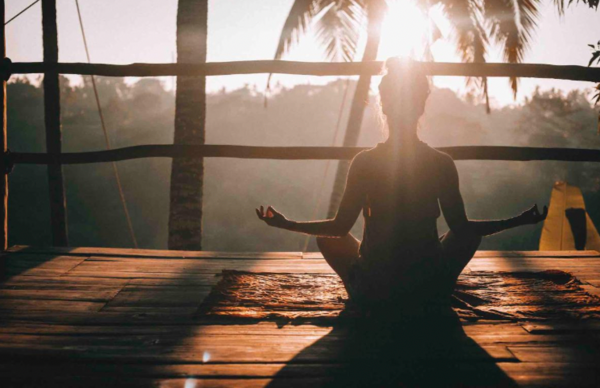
256, 205, 289, 228
520, 204, 548, 225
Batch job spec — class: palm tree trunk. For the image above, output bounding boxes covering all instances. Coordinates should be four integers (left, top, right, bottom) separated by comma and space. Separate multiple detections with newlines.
168, 0, 207, 250
42, 0, 68, 246
326, 2, 385, 218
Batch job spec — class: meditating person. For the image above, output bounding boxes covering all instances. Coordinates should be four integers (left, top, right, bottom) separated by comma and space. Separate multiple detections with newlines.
256, 57, 547, 312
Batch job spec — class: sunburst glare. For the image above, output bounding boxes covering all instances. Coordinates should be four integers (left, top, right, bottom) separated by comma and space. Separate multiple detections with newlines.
378, 0, 429, 60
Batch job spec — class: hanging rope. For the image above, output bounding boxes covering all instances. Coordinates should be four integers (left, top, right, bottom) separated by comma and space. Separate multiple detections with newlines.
74, 0, 138, 248
5, 0, 40, 25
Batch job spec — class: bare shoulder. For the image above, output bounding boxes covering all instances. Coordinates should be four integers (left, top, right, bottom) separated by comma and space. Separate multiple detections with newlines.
346, 146, 380, 181
423, 143, 456, 171
350, 146, 376, 168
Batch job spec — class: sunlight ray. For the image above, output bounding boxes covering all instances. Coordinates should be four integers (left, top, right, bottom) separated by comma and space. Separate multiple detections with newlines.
378, 0, 429, 60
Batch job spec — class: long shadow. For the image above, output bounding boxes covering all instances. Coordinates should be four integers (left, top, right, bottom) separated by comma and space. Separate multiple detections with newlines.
0, 248, 519, 386
0, 245, 219, 387
0, 247, 70, 279
267, 309, 518, 387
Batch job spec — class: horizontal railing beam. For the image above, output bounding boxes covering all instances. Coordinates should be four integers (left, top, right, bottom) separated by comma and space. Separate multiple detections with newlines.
6, 61, 600, 82
8, 145, 600, 164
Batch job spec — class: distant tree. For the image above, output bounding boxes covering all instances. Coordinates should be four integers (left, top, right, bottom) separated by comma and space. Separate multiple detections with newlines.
169, 0, 208, 250
273, 0, 599, 218
7, 78, 599, 251
520, 88, 594, 147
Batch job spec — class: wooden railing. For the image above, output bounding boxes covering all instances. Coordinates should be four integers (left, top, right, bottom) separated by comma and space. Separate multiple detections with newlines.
1, 0, 599, 249
8, 145, 600, 165
5, 60, 600, 81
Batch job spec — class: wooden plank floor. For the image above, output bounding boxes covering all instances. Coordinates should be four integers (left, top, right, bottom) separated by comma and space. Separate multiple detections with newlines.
1, 246, 599, 387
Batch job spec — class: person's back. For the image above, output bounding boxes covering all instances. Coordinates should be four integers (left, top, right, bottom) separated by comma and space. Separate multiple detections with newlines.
359, 141, 447, 259
347, 140, 456, 306
256, 57, 548, 313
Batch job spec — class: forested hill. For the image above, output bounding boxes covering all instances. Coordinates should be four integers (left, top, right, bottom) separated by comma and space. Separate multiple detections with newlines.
7, 76, 600, 251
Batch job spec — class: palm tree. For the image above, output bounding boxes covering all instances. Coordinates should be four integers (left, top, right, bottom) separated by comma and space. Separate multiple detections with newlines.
273, 0, 598, 218
169, 0, 208, 250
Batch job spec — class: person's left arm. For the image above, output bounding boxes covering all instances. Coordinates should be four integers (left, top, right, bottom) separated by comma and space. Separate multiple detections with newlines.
256, 154, 365, 237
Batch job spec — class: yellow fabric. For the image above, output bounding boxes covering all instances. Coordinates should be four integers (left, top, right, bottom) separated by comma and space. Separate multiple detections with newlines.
539, 181, 600, 251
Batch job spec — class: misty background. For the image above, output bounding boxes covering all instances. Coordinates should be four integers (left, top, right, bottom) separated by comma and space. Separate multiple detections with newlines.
7, 77, 600, 251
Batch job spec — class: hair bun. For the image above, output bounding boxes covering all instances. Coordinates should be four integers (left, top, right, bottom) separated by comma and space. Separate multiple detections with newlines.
384, 57, 402, 75
379, 57, 430, 104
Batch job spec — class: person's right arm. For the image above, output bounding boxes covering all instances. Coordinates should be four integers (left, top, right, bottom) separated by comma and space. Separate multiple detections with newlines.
255, 152, 366, 237
438, 156, 547, 237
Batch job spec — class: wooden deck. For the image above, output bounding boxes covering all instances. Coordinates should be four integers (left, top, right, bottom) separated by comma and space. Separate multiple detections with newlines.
1, 246, 600, 387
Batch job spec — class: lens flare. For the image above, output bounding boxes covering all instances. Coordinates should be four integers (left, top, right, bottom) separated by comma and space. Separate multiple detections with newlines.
184, 378, 196, 388
378, 0, 428, 59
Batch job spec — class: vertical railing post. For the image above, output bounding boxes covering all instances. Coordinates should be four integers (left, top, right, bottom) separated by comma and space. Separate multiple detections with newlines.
0, 1, 7, 251
42, 0, 68, 246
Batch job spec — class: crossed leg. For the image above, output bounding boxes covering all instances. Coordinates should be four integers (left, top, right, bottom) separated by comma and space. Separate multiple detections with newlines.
440, 229, 482, 289
316, 230, 481, 298
316, 233, 360, 290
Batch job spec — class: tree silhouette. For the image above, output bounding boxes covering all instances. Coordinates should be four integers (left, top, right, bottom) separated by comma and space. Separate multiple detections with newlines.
169, 0, 208, 250
7, 78, 600, 251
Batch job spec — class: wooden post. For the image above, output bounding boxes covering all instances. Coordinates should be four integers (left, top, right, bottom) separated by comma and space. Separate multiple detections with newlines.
42, 0, 68, 246
0, 1, 7, 251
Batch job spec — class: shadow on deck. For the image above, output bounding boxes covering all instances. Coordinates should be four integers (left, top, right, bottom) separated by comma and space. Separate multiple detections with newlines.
0, 246, 599, 387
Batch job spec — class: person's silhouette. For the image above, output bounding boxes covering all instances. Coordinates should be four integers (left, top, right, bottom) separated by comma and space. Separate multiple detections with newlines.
257, 57, 547, 312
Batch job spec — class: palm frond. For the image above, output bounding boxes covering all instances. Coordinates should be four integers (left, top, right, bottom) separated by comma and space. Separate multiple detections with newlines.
273, 0, 322, 60
554, 0, 565, 15
442, 0, 490, 110
315, 1, 365, 61
513, 0, 540, 93
590, 43, 600, 109
266, 0, 327, 106
589, 42, 600, 67
485, 0, 541, 98
421, 14, 443, 62
554, 0, 599, 14
266, 0, 363, 106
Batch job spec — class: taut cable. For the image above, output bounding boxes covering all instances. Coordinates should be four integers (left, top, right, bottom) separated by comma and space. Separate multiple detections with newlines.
74, 0, 138, 248
5, 0, 40, 25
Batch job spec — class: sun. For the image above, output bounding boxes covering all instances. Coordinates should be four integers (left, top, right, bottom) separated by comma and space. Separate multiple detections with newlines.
377, 0, 429, 60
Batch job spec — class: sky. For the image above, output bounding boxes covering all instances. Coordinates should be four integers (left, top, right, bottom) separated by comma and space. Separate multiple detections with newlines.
5, 0, 600, 107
